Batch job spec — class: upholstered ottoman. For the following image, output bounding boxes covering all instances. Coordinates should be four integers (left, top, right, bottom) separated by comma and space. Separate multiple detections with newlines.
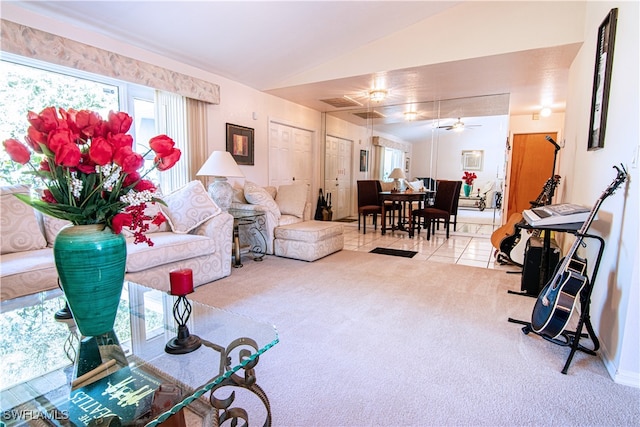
274, 221, 344, 261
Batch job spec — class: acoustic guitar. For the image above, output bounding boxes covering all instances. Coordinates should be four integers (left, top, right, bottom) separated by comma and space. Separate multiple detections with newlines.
531, 165, 627, 339
491, 175, 561, 265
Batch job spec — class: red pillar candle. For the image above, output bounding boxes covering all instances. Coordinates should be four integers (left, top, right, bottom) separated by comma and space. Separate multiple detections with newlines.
169, 269, 193, 295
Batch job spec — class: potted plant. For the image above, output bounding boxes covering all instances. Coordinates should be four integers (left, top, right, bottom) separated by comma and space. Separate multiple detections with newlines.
462, 171, 477, 197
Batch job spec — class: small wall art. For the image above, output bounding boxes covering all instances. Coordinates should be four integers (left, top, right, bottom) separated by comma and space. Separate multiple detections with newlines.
359, 149, 368, 172
588, 8, 618, 151
226, 123, 254, 165
461, 150, 483, 171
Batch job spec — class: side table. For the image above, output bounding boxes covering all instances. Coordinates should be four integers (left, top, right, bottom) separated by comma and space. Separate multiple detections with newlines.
229, 209, 267, 268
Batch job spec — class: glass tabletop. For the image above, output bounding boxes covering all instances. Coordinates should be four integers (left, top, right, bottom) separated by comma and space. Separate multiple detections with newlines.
0, 282, 279, 426
228, 208, 266, 221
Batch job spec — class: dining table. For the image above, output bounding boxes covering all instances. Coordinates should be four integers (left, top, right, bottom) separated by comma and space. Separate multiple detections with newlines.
379, 191, 433, 237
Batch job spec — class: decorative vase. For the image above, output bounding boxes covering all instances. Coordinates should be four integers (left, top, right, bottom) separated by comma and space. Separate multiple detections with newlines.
54, 224, 127, 337
463, 183, 472, 197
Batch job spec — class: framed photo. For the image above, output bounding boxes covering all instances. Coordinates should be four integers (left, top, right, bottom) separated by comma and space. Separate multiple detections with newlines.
226, 123, 254, 165
405, 157, 410, 173
461, 150, 483, 171
359, 149, 368, 172
588, 8, 618, 151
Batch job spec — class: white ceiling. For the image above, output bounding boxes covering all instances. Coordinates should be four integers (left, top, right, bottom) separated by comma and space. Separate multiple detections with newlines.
6, 1, 582, 143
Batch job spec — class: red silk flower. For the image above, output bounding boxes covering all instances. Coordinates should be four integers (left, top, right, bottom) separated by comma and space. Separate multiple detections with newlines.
3, 139, 31, 164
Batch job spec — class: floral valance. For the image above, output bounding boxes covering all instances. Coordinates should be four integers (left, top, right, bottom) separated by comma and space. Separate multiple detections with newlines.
1, 19, 220, 105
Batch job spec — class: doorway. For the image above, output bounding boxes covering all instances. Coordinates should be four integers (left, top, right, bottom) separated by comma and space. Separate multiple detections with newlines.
507, 132, 558, 219
324, 135, 353, 220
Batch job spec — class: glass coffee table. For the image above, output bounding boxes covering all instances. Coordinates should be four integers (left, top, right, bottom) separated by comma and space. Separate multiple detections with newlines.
0, 282, 279, 426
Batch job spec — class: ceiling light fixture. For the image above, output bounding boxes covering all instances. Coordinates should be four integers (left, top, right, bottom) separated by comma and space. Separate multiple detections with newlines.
369, 89, 387, 102
540, 107, 552, 117
404, 111, 418, 121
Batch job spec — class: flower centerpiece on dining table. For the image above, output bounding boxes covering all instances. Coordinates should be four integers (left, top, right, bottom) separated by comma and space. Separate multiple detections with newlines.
2, 106, 181, 336
461, 171, 477, 197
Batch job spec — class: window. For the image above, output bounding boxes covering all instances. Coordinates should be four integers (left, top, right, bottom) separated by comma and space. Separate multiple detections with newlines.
1, 54, 154, 185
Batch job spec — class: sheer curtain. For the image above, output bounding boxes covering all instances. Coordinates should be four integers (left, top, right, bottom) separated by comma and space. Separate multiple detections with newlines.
155, 91, 209, 193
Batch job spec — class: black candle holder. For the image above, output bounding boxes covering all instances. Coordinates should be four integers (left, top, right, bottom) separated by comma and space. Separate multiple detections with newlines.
165, 294, 202, 354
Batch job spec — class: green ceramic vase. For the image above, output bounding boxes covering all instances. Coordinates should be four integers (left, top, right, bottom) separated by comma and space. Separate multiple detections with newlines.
54, 224, 127, 337
463, 183, 472, 197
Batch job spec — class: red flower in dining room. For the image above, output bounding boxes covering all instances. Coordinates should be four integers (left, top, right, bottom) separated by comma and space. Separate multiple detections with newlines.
462, 171, 477, 185
2, 106, 181, 245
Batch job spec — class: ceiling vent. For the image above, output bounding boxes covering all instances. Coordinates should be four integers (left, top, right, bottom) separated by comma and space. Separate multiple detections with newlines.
320, 96, 362, 108
352, 111, 385, 120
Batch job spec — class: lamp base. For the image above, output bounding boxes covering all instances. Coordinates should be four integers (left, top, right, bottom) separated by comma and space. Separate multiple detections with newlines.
208, 178, 233, 211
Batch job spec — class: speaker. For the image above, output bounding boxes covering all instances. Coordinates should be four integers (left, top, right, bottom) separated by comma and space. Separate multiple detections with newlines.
521, 236, 561, 295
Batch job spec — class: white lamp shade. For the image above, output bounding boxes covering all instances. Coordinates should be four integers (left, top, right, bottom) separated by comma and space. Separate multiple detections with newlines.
388, 168, 406, 180
196, 151, 244, 178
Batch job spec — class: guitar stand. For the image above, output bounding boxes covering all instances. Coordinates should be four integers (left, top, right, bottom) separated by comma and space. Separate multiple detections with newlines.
508, 233, 604, 374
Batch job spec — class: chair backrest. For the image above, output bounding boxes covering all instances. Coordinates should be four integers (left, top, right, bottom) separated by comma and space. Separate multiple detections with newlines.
434, 180, 462, 213
357, 180, 381, 207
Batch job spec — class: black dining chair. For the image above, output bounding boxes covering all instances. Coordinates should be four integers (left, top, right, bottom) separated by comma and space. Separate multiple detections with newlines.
412, 180, 462, 240
357, 180, 382, 234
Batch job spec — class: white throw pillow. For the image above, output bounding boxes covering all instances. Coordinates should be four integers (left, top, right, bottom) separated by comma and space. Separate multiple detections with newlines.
0, 185, 47, 254
275, 184, 307, 218
407, 180, 423, 191
244, 181, 281, 218
161, 181, 221, 234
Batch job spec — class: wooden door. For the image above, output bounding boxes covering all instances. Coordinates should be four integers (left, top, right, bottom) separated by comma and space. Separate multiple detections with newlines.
507, 132, 558, 219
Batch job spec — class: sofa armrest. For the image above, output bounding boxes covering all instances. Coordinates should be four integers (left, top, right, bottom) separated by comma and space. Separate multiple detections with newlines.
192, 211, 233, 277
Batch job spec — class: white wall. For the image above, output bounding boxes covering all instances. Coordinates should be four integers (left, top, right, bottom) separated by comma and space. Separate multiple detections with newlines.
413, 115, 509, 194
562, 1, 639, 386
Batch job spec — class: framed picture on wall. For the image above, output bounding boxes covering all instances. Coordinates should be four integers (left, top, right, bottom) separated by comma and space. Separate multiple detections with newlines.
359, 150, 368, 172
226, 123, 254, 165
587, 8, 618, 151
461, 150, 483, 171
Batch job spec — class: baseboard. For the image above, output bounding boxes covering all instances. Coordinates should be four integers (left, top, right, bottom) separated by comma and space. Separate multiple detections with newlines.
600, 342, 640, 388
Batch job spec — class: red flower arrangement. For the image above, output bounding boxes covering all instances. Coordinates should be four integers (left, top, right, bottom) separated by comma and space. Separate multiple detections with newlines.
2, 106, 181, 246
462, 171, 477, 186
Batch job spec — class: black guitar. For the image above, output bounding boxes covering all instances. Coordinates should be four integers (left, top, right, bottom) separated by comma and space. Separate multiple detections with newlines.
492, 175, 561, 265
531, 165, 627, 339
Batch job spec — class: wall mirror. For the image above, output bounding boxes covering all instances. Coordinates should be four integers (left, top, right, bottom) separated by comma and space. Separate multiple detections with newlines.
323, 94, 510, 221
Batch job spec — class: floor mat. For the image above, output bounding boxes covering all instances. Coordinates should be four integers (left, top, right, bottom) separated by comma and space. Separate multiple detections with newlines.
369, 247, 417, 258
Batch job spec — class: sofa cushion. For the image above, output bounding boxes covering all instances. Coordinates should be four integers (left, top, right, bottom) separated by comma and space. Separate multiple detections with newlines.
122, 200, 169, 236
275, 184, 307, 218
41, 214, 72, 247
125, 232, 216, 273
161, 181, 221, 233
1, 185, 47, 254
0, 247, 59, 300
244, 181, 281, 218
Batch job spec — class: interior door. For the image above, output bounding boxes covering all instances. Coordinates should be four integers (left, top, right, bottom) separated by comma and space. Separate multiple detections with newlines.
324, 135, 352, 219
269, 121, 313, 193
507, 132, 558, 219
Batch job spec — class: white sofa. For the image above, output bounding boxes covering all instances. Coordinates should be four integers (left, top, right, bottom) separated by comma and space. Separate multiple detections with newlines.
459, 180, 496, 210
0, 181, 233, 301
230, 182, 344, 261
230, 182, 311, 255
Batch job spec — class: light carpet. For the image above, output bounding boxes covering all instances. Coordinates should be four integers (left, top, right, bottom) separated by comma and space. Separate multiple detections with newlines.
192, 250, 639, 426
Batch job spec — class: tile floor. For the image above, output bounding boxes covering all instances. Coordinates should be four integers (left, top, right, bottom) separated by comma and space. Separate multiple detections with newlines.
342, 209, 520, 271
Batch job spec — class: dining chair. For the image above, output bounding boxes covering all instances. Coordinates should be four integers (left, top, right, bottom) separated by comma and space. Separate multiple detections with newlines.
357, 180, 382, 234
412, 180, 462, 240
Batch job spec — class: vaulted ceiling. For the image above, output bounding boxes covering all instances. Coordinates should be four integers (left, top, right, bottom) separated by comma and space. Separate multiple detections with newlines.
4, 1, 585, 142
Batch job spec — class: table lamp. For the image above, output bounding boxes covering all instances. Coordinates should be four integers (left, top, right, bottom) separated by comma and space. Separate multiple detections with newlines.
389, 168, 406, 191
196, 151, 244, 211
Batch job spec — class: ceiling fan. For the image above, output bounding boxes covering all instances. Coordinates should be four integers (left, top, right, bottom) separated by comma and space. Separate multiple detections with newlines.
438, 118, 481, 132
